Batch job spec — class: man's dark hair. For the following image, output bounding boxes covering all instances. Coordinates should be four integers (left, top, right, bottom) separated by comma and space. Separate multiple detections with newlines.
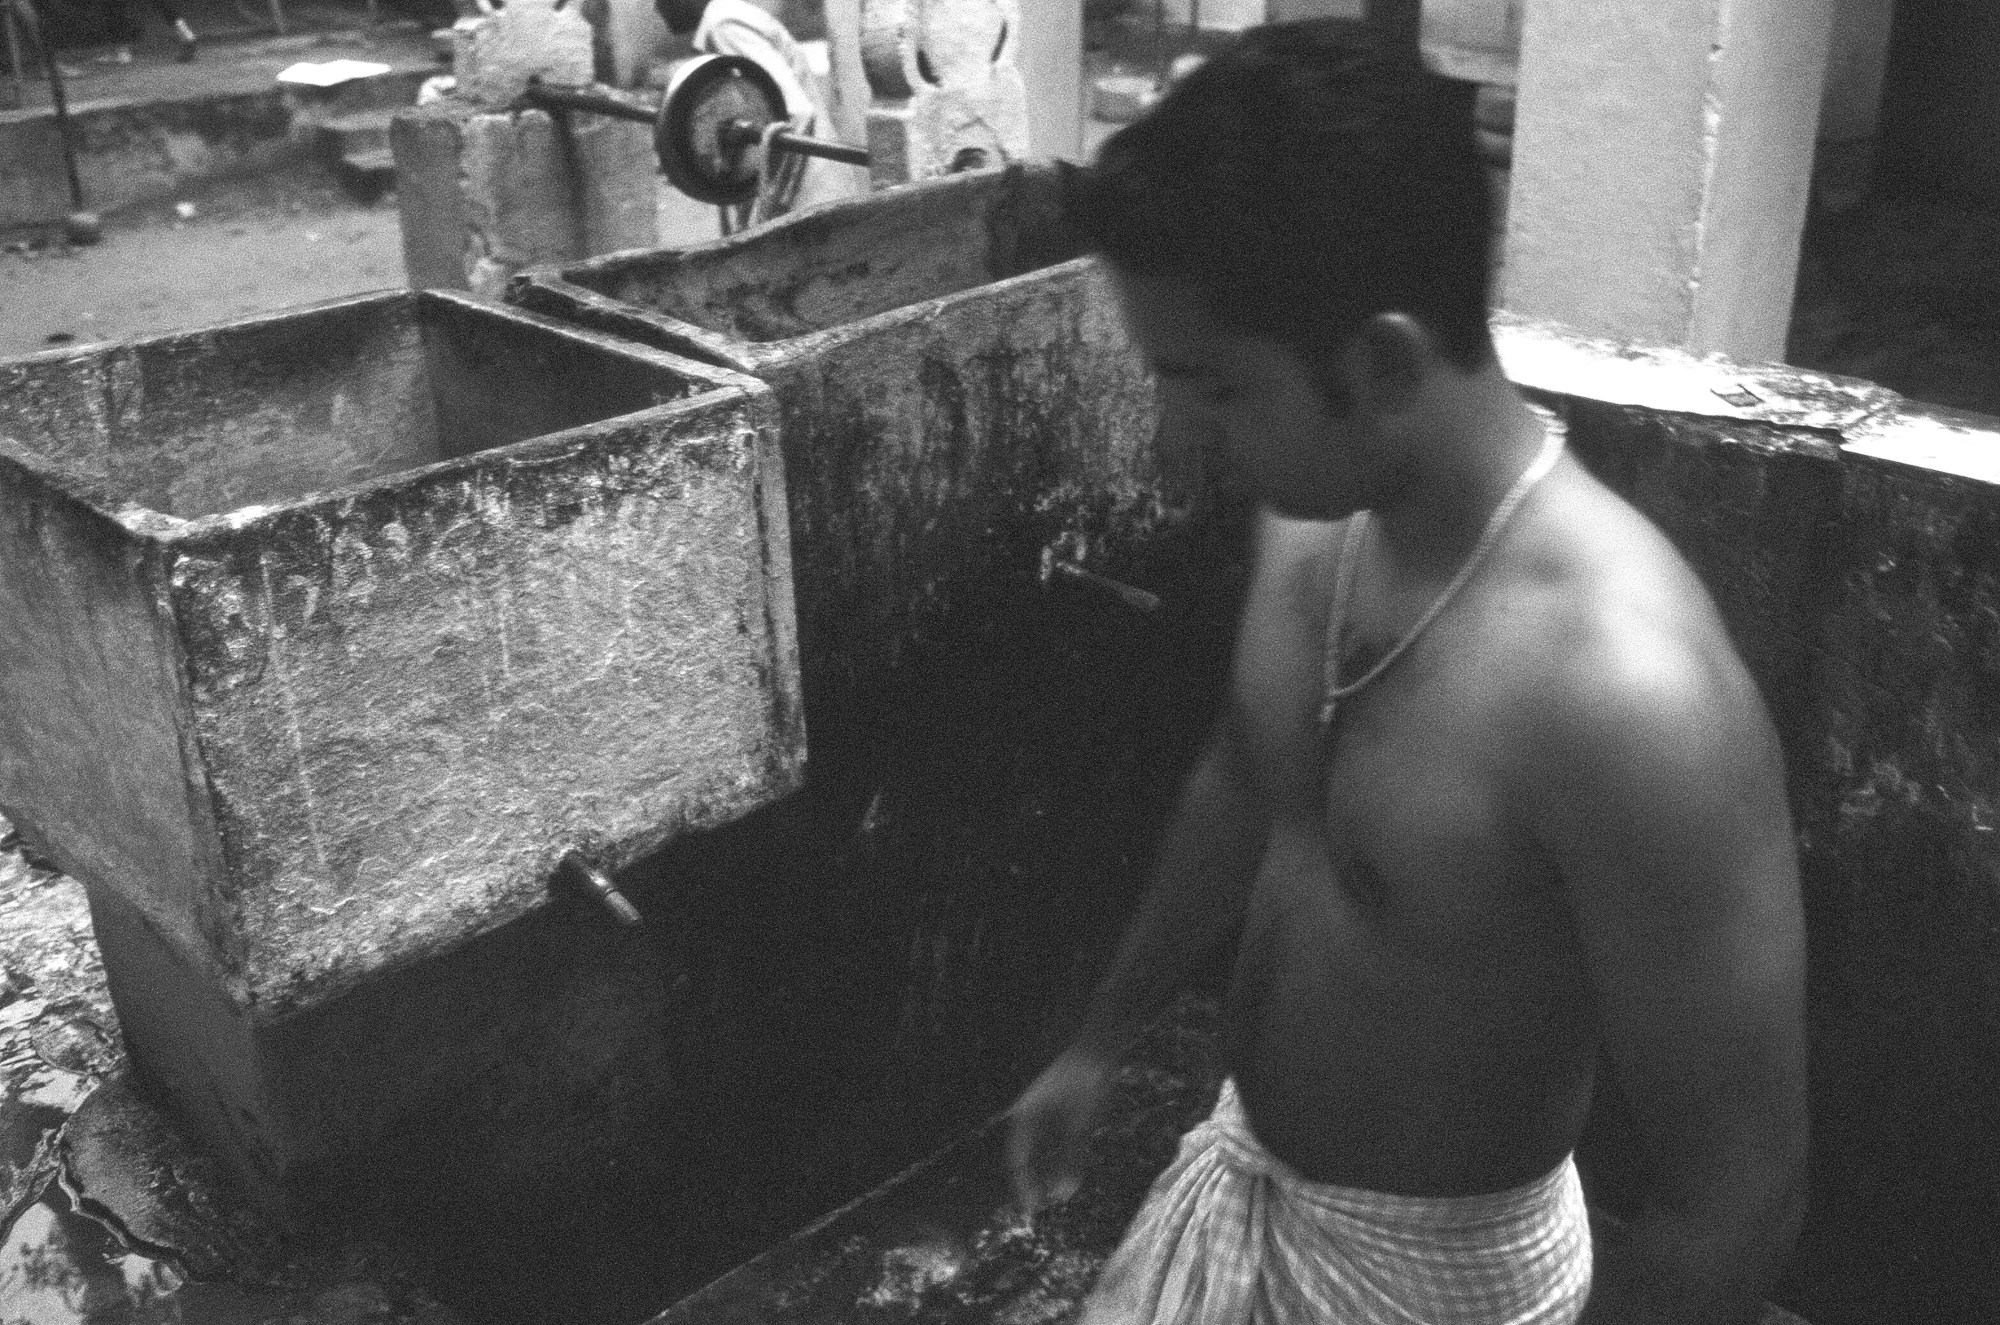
1067, 20, 1496, 407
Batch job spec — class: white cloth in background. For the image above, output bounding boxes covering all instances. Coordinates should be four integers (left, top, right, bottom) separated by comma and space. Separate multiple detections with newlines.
1080, 1078, 1593, 1325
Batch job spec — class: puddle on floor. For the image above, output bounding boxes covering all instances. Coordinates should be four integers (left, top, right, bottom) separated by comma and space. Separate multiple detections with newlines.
0, 1076, 294, 1325
1, 1177, 433, 1325
2, 1182, 189, 1324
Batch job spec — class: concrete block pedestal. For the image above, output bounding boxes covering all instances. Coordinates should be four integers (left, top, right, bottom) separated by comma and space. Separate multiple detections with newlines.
393, 95, 660, 299
0, 289, 803, 1208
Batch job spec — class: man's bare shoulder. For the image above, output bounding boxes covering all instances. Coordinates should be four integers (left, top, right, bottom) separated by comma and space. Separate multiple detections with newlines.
1502, 469, 1786, 803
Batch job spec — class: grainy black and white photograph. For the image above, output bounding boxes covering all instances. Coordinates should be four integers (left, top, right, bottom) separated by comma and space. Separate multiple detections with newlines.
0, 0, 1993, 1321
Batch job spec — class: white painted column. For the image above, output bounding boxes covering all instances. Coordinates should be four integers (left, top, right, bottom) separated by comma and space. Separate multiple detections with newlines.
1017, 0, 1083, 161
1501, 0, 1838, 362
861, 0, 1030, 184
1269, 0, 1364, 25
1820, 0, 1896, 143
824, 0, 870, 145
1420, 0, 1520, 84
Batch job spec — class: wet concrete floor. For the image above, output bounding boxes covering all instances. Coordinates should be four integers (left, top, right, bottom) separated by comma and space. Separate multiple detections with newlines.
0, 824, 465, 1325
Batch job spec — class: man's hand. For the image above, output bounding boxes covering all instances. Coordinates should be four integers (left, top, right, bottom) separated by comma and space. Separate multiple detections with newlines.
1007, 1044, 1118, 1212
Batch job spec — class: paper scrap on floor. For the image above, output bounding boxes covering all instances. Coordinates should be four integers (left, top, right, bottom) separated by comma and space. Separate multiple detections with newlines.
277, 59, 393, 87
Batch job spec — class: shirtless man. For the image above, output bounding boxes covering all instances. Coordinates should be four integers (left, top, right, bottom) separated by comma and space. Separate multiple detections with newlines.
1007, 20, 1809, 1325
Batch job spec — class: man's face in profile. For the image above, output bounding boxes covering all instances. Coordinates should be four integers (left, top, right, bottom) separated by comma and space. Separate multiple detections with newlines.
1113, 270, 1368, 522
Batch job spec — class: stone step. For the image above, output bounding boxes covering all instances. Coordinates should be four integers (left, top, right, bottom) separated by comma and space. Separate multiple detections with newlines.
333, 147, 397, 203
316, 108, 401, 160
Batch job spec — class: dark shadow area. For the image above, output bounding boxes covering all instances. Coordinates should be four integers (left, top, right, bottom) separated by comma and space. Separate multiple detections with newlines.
1789, 185, 2000, 419
300, 557, 1243, 1325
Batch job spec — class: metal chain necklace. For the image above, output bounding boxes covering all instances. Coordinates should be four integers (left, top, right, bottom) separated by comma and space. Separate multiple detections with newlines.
1318, 408, 1566, 736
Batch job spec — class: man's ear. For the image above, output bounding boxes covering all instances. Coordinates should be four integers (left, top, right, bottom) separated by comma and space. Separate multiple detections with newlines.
1344, 312, 1434, 416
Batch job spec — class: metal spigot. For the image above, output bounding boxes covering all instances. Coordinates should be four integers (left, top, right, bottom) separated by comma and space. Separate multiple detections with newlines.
557, 850, 643, 927
1042, 556, 1164, 616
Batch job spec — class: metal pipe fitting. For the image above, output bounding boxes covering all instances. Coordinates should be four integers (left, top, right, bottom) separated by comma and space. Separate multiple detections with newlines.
1046, 560, 1164, 616
557, 850, 643, 927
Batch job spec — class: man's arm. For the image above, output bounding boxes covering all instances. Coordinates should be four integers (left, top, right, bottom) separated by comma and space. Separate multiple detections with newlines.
1008, 511, 1317, 1208
1006, 706, 1263, 1208
1067, 706, 1265, 1057
1522, 632, 1810, 1325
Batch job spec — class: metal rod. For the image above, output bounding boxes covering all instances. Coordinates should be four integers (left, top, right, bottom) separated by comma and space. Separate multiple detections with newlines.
523, 80, 657, 123
558, 850, 643, 927
15, 1, 82, 208
1049, 561, 1164, 616
522, 84, 873, 168
3, 3, 26, 111
717, 118, 872, 167
763, 125, 870, 167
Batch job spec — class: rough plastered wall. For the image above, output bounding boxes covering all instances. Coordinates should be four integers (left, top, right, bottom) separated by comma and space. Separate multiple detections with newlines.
1497, 315, 1999, 1325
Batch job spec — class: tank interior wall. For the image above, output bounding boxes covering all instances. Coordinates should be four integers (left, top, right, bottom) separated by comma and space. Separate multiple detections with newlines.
552, 165, 1079, 346
0, 300, 440, 521
0, 295, 698, 524
1531, 374, 2000, 1325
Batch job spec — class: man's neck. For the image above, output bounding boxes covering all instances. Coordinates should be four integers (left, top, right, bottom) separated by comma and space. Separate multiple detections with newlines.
1365, 372, 1552, 583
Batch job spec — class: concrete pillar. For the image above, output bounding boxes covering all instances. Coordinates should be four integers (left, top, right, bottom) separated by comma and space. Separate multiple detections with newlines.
1017, 0, 1083, 162
825, 0, 870, 145
1420, 0, 1521, 85
394, 101, 658, 299
391, 0, 659, 298
861, 0, 1030, 185
1501, 0, 1837, 362
1820, 0, 1896, 143
1269, 0, 1364, 24
1154, 0, 1268, 30
594, 0, 673, 88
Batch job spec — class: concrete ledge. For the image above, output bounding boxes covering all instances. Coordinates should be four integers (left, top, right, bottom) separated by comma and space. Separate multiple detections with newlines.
0, 62, 432, 229
1495, 311, 2000, 1325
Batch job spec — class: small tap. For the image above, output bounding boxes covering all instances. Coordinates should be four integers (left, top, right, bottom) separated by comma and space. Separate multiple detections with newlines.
558, 851, 643, 927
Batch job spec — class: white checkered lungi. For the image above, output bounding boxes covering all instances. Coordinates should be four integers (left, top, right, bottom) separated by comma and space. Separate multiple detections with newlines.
1078, 1079, 1593, 1325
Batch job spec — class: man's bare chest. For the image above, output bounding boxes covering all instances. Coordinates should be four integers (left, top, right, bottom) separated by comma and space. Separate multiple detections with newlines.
1242, 633, 1557, 954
